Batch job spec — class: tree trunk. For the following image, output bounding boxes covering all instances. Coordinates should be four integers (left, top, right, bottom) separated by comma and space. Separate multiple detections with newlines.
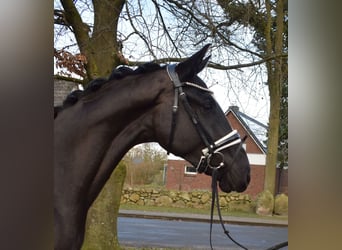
82, 162, 126, 250
264, 76, 281, 195
61, 0, 127, 248
214, 0, 286, 197
264, 0, 284, 196
90, 0, 126, 78
61, 0, 125, 80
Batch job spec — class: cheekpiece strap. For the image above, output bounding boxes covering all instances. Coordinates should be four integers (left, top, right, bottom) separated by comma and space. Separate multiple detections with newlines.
166, 64, 183, 88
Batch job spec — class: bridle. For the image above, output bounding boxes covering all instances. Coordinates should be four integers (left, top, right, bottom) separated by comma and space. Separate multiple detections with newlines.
166, 64, 243, 173
166, 64, 288, 250
166, 63, 248, 249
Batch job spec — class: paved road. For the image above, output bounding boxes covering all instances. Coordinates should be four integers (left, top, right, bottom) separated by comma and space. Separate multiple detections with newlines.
118, 217, 288, 250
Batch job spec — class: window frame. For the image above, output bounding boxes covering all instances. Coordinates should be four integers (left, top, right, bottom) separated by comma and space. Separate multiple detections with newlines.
184, 165, 197, 175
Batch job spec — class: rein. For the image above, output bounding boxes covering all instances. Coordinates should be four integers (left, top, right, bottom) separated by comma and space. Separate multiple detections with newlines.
209, 136, 249, 250
166, 63, 248, 249
166, 64, 288, 250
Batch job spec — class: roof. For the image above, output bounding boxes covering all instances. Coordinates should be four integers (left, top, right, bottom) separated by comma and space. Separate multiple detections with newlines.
225, 106, 268, 154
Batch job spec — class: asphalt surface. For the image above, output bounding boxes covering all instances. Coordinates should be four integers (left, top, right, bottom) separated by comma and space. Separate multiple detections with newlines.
118, 209, 288, 249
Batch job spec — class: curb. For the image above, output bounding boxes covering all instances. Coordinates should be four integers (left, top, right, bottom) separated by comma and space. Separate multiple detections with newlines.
119, 210, 288, 227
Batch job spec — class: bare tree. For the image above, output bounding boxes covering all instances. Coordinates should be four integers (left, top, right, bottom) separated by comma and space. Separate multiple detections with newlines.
55, 1, 127, 249
153, 0, 288, 196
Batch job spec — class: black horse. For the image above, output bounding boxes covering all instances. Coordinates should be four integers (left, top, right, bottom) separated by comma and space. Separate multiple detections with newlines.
54, 44, 250, 250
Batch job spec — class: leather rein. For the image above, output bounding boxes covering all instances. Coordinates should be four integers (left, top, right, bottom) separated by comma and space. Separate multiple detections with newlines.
166, 64, 248, 249
166, 64, 288, 250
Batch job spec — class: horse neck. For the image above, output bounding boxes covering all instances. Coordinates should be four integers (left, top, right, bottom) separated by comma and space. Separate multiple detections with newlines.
81, 83, 166, 205
108, 111, 156, 163
82, 70, 168, 127
80, 70, 169, 153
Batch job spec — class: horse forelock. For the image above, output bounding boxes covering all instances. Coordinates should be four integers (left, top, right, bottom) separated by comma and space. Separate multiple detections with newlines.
54, 63, 164, 118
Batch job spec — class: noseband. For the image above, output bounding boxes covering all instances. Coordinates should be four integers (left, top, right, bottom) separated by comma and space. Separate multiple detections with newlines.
166, 64, 242, 173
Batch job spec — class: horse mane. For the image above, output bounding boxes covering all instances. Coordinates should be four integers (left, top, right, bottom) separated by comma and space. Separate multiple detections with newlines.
54, 63, 163, 119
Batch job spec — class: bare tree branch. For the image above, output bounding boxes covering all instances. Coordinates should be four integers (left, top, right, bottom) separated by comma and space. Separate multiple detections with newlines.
125, 1, 157, 59
150, 0, 182, 57
164, 0, 263, 58
60, 0, 90, 51
127, 53, 287, 71
209, 53, 287, 70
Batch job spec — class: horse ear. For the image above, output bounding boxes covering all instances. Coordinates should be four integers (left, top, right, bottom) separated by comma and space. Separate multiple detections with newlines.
176, 44, 211, 82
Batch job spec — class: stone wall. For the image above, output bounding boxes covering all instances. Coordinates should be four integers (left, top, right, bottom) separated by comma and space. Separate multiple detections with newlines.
121, 187, 254, 213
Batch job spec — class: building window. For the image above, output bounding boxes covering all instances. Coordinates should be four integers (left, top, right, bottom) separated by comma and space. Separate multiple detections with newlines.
184, 165, 197, 175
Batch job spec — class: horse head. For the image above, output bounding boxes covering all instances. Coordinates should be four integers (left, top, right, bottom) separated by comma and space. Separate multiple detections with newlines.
155, 44, 250, 193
